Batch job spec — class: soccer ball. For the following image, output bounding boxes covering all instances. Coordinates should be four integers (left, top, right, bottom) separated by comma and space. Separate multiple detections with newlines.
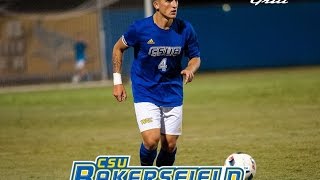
224, 152, 256, 180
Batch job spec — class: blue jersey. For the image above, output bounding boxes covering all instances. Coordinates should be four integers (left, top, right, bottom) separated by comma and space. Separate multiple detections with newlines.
123, 16, 200, 107
74, 41, 87, 61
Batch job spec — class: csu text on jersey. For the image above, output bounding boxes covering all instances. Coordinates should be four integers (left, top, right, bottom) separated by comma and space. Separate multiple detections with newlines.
148, 46, 182, 57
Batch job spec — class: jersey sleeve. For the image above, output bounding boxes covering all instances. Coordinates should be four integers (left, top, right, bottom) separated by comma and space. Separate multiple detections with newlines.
185, 23, 201, 60
122, 22, 138, 47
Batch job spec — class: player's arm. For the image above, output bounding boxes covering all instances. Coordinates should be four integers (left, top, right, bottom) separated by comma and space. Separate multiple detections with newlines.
112, 37, 129, 102
181, 57, 201, 84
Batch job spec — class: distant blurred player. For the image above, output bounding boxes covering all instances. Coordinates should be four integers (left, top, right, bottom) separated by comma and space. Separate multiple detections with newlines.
72, 33, 88, 83
112, 0, 201, 166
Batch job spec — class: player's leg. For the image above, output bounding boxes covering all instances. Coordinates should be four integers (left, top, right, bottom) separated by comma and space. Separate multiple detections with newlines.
72, 60, 84, 83
156, 134, 179, 167
79, 60, 89, 81
156, 105, 182, 167
140, 129, 160, 166
134, 102, 162, 166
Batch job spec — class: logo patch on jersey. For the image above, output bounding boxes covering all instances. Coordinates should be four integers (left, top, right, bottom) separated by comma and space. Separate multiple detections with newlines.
148, 46, 181, 57
147, 39, 155, 44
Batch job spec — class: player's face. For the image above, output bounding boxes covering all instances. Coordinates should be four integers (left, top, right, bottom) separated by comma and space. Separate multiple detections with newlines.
155, 0, 178, 19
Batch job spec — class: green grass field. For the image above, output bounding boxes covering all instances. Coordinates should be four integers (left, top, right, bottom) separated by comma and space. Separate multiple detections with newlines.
1, 66, 320, 179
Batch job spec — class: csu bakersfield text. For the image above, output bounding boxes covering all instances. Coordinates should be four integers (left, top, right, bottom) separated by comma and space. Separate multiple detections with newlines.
70, 155, 245, 180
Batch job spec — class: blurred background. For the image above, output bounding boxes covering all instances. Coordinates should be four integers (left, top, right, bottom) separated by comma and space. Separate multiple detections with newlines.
0, 0, 319, 86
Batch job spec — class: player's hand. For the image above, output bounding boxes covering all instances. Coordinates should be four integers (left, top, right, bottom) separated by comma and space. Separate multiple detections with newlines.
181, 69, 194, 84
113, 84, 127, 102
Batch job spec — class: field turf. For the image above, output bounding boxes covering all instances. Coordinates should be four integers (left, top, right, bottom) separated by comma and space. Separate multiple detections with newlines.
0, 66, 319, 179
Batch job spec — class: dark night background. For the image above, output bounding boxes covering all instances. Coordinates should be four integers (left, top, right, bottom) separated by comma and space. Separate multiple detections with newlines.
0, 0, 318, 13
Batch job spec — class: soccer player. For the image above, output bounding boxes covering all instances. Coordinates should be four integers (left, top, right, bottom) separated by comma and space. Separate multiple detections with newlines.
112, 0, 201, 166
72, 33, 88, 83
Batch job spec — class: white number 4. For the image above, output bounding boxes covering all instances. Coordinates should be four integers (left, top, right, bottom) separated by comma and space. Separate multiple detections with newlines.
158, 58, 167, 72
